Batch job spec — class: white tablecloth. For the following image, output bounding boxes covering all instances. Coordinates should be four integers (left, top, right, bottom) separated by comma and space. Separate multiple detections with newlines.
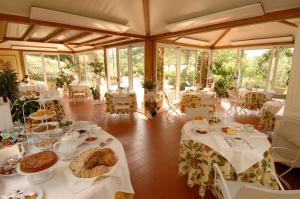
181, 120, 270, 173
182, 91, 216, 98
0, 131, 134, 199
0, 103, 13, 131
261, 101, 285, 114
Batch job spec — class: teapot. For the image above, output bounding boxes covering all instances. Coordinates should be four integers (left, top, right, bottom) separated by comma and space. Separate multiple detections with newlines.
54, 131, 82, 160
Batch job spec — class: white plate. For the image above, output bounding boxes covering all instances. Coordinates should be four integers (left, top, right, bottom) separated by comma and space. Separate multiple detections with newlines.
2, 186, 43, 199
29, 112, 55, 121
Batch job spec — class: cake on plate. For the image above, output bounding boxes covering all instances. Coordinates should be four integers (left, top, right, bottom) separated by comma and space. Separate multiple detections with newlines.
20, 151, 58, 173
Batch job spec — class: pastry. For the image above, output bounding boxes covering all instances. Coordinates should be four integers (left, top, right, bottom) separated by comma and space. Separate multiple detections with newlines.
20, 151, 58, 173
35, 137, 58, 148
70, 147, 118, 178
2, 188, 37, 199
0, 156, 22, 176
32, 124, 57, 133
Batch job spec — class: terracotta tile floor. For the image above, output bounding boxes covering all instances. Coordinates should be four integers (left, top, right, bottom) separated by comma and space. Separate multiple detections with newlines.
63, 98, 300, 199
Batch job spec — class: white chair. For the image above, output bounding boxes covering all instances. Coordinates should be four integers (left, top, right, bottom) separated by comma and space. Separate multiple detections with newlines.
112, 95, 132, 113
227, 89, 247, 116
213, 163, 300, 199
185, 107, 211, 120
201, 97, 219, 111
163, 91, 180, 121
272, 117, 300, 189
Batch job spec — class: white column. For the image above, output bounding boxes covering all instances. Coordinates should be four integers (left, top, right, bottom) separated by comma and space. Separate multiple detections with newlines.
284, 25, 300, 118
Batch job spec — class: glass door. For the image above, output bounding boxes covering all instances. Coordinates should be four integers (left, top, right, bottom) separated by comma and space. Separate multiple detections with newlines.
163, 47, 178, 102
179, 49, 197, 94
132, 46, 145, 108
107, 48, 118, 91
117, 47, 129, 89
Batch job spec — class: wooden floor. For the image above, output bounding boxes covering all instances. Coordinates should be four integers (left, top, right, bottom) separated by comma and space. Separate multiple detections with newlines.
63, 98, 300, 199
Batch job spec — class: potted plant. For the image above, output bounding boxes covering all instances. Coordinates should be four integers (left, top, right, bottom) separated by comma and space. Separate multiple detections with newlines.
0, 67, 20, 103
142, 79, 156, 92
56, 71, 72, 89
11, 96, 39, 123
89, 87, 100, 100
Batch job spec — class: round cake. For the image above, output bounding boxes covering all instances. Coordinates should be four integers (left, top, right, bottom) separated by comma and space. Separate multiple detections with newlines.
20, 151, 58, 173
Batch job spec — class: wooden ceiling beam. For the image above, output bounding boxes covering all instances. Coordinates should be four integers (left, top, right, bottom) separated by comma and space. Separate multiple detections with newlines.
211, 28, 231, 47
77, 35, 113, 47
43, 29, 69, 43
63, 32, 92, 44
0, 13, 146, 39
104, 39, 143, 48
64, 44, 74, 52
278, 20, 298, 28
22, 25, 39, 41
93, 37, 131, 48
0, 21, 8, 39
143, 0, 150, 36
159, 40, 211, 49
213, 41, 294, 50
151, 6, 300, 40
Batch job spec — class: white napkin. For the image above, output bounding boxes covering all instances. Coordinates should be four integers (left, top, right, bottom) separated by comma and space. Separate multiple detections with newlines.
64, 158, 120, 194
0, 145, 20, 164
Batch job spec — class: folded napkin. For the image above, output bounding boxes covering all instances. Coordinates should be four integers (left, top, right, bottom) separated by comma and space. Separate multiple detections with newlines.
64, 161, 120, 194
0, 144, 21, 164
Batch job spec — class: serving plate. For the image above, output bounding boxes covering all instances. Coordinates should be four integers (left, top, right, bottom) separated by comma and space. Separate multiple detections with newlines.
2, 186, 43, 199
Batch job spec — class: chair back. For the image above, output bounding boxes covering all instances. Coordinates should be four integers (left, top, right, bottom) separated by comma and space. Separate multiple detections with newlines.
163, 91, 172, 106
113, 95, 132, 110
228, 89, 238, 99
236, 184, 300, 199
272, 117, 300, 167
185, 107, 210, 120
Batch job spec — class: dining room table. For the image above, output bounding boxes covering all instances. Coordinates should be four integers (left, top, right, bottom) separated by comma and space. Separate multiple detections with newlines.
178, 119, 279, 198
0, 128, 134, 199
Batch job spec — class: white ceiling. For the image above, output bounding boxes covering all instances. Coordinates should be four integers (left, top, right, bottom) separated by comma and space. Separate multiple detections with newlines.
0, 0, 299, 51
0, 0, 300, 36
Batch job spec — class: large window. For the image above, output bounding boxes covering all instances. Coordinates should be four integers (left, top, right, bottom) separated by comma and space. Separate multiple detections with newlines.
274, 48, 293, 91
179, 49, 197, 92
74, 50, 107, 95
25, 54, 44, 82
44, 54, 60, 84
241, 49, 271, 88
106, 44, 145, 107
211, 46, 294, 94
24, 53, 75, 86
158, 45, 203, 102
107, 48, 118, 90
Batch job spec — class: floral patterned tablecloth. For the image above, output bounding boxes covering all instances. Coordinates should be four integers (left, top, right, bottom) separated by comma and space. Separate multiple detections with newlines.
178, 140, 278, 197
105, 92, 137, 114
180, 94, 215, 113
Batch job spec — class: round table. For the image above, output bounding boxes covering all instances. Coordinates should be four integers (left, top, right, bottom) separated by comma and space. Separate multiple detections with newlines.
0, 103, 13, 131
0, 130, 134, 199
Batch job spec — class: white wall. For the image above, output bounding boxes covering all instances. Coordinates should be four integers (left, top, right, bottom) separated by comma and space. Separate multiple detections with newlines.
284, 24, 300, 118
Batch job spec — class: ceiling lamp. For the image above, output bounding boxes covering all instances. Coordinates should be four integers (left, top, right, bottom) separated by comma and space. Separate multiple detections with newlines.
231, 36, 294, 45
11, 45, 58, 51
30, 7, 130, 33
165, 3, 264, 32
176, 37, 210, 46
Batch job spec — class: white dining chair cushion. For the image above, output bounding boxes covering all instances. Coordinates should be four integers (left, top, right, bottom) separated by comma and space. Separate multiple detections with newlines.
217, 180, 262, 199
185, 107, 210, 120
235, 184, 300, 199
